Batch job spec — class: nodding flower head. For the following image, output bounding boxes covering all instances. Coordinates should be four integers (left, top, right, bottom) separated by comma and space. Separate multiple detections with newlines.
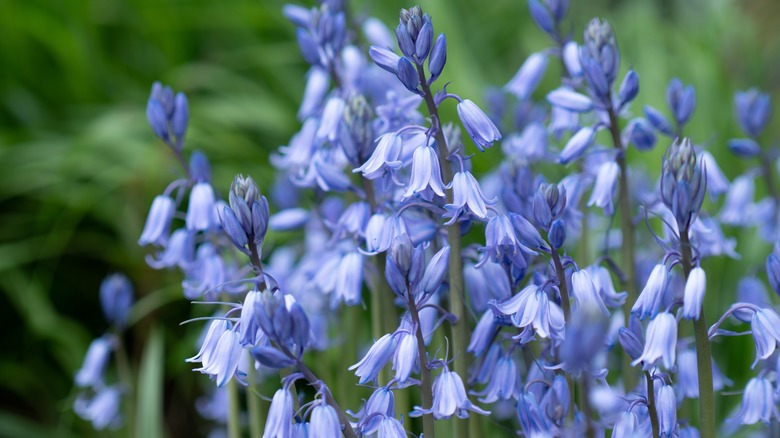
533, 182, 567, 230
660, 137, 706, 233
632, 311, 677, 370
411, 366, 490, 419
730, 376, 779, 425
99, 274, 134, 329
343, 95, 375, 165
666, 78, 696, 128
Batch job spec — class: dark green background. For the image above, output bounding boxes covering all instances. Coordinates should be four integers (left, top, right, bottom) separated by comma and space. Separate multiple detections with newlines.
1, 0, 778, 436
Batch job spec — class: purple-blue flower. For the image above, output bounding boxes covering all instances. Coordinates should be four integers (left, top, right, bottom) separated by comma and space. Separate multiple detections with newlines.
138, 195, 175, 246
505, 52, 548, 101
443, 170, 497, 224
457, 99, 502, 151
735, 88, 771, 138
403, 145, 446, 200
729, 376, 779, 425
632, 311, 677, 370
412, 367, 489, 419
750, 307, 780, 368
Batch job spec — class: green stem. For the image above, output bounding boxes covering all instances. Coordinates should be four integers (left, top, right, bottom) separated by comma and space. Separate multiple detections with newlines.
113, 333, 135, 438
247, 365, 262, 438
407, 288, 435, 438
579, 377, 595, 438
551, 250, 575, 425
227, 379, 241, 438
607, 105, 639, 392
645, 371, 660, 438
295, 360, 358, 438
416, 64, 471, 438
680, 231, 715, 438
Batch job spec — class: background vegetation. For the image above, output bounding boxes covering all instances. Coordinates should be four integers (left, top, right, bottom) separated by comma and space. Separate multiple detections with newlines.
1, 0, 779, 436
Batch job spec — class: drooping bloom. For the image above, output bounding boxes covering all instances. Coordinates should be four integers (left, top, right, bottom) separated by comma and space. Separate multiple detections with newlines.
138, 195, 176, 246
631, 264, 669, 320
412, 367, 490, 419
505, 52, 548, 101
75, 335, 115, 388
473, 354, 517, 403
74, 386, 123, 430
750, 307, 780, 368
443, 170, 497, 224
682, 266, 706, 320
99, 274, 134, 328
194, 329, 244, 387
656, 384, 677, 437
632, 311, 677, 370
457, 99, 502, 151
729, 376, 778, 425
403, 145, 446, 200
734, 88, 771, 138
309, 403, 342, 438
353, 132, 403, 180
349, 333, 397, 384
186, 182, 217, 231
265, 388, 294, 437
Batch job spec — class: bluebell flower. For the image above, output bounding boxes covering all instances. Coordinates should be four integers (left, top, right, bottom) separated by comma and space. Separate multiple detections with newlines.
633, 311, 677, 370
146, 97, 170, 143
571, 270, 610, 316
699, 151, 729, 198
503, 122, 548, 162
548, 219, 566, 249
350, 333, 397, 384
317, 96, 345, 142
333, 251, 365, 306
718, 173, 755, 226
541, 374, 570, 425
631, 263, 668, 319
562, 41, 582, 77
354, 132, 403, 180
75, 335, 115, 388
618, 327, 643, 362
187, 319, 231, 369
505, 52, 548, 101
735, 88, 771, 138
412, 367, 489, 419
444, 171, 497, 224
352, 386, 395, 434
733, 277, 771, 322
547, 87, 594, 113
182, 243, 229, 299
612, 411, 639, 437
533, 182, 567, 229
194, 329, 244, 387
396, 56, 420, 93
682, 266, 706, 320
491, 283, 566, 342
528, 0, 555, 34
369, 46, 401, 74
622, 117, 657, 151
467, 310, 499, 357
644, 105, 675, 137
298, 67, 330, 120
269, 208, 310, 232
138, 195, 176, 246
617, 69, 639, 110
403, 145, 446, 200
729, 376, 779, 425
728, 138, 761, 158
310, 403, 341, 438
550, 106, 580, 139
428, 33, 447, 82
146, 228, 195, 270
580, 18, 619, 101
265, 387, 294, 437
464, 260, 511, 314
99, 274, 134, 328
376, 417, 406, 437
750, 307, 780, 368
559, 125, 596, 164
517, 391, 555, 437
587, 265, 627, 308
479, 214, 536, 268
666, 78, 696, 128
660, 137, 706, 233
587, 160, 619, 214
186, 182, 217, 231
473, 354, 517, 403
392, 318, 418, 383
74, 385, 122, 430
656, 384, 677, 437
457, 99, 502, 151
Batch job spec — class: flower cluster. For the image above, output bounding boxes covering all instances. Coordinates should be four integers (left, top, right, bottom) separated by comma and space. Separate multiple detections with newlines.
74, 0, 780, 437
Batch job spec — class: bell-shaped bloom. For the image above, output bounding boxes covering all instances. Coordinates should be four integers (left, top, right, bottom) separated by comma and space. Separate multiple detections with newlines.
349, 333, 397, 384
750, 307, 780, 368
369, 46, 401, 74
676, 349, 732, 399
587, 265, 627, 308
622, 117, 657, 151
146, 228, 195, 270
667, 78, 696, 127
457, 99, 502, 151
444, 171, 497, 224
729, 376, 779, 425
548, 87, 593, 113
612, 411, 639, 438
265, 388, 294, 437
298, 67, 330, 120
618, 328, 644, 362
570, 270, 609, 317
735, 88, 771, 138
186, 182, 217, 231
392, 328, 418, 383
588, 160, 620, 214
478, 214, 537, 268
412, 367, 489, 419
644, 105, 675, 137
309, 404, 341, 438
474, 354, 517, 403
632, 312, 677, 370
187, 319, 231, 369
491, 284, 566, 343
138, 195, 176, 246
428, 33, 447, 81
719, 173, 755, 226
403, 145, 446, 200
682, 267, 706, 320
352, 386, 395, 434
194, 329, 243, 387
99, 274, 134, 328
559, 126, 596, 164
75, 335, 115, 388
376, 417, 406, 437
316, 97, 345, 142
505, 52, 548, 101
73, 385, 122, 430
354, 132, 403, 180
699, 151, 729, 199
656, 384, 677, 437
467, 310, 498, 357
517, 391, 555, 436
631, 264, 668, 320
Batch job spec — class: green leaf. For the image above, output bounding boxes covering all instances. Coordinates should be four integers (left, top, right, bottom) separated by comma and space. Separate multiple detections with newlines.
135, 326, 164, 438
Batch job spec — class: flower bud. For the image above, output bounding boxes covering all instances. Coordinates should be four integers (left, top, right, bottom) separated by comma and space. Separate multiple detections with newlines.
548, 219, 566, 249
660, 137, 706, 232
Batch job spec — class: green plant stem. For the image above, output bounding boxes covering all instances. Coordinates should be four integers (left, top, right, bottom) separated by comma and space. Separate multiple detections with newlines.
579, 376, 595, 438
606, 105, 639, 392
113, 333, 135, 438
680, 231, 715, 438
551, 250, 575, 425
406, 286, 435, 438
227, 379, 241, 438
416, 64, 472, 438
247, 365, 262, 438
645, 371, 660, 438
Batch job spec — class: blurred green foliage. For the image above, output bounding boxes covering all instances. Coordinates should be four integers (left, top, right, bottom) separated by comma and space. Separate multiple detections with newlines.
1, 0, 779, 436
